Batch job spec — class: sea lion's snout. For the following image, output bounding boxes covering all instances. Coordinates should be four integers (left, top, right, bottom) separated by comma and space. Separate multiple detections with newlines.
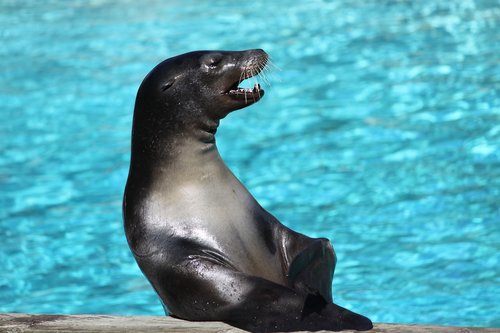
240, 49, 268, 79
222, 49, 268, 105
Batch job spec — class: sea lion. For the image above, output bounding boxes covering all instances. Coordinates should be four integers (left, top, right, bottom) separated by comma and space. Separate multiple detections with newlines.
123, 49, 373, 332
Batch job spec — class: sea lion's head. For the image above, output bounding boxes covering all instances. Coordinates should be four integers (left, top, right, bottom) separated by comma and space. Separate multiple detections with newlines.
134, 49, 268, 127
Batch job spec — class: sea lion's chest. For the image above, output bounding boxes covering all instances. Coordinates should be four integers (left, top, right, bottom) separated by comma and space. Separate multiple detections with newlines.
141, 180, 287, 285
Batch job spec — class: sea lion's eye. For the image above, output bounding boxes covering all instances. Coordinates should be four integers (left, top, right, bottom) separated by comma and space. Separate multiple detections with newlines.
201, 53, 223, 69
208, 57, 222, 68
161, 79, 175, 91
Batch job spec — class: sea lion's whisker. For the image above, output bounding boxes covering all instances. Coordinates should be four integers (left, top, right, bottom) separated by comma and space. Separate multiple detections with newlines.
263, 58, 282, 84
238, 69, 245, 86
244, 68, 249, 104
252, 68, 258, 102
264, 60, 281, 84
266, 58, 282, 72
253, 67, 263, 98
257, 67, 272, 87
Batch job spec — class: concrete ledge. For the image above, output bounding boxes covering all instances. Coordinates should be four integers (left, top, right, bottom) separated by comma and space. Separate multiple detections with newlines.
0, 313, 498, 333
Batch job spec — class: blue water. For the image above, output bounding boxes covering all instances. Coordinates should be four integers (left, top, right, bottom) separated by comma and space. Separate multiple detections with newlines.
1, 0, 499, 327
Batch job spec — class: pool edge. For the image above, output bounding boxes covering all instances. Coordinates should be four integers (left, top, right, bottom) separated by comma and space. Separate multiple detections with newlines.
0, 313, 498, 333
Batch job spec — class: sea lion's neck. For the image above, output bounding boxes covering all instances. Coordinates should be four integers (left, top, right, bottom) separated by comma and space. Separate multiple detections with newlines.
129, 116, 229, 184
131, 111, 219, 158
196, 117, 220, 146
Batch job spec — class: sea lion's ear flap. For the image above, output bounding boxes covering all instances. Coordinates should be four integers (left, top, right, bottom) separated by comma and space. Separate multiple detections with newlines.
161, 79, 175, 91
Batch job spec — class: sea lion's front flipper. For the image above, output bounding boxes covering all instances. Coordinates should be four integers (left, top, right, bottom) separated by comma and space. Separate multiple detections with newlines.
284, 236, 372, 331
287, 237, 336, 302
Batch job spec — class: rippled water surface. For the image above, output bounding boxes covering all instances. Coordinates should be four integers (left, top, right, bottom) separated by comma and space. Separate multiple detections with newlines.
1, 0, 499, 327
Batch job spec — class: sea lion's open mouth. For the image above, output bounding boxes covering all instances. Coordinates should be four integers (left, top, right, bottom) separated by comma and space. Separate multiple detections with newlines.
223, 53, 267, 104
226, 82, 264, 101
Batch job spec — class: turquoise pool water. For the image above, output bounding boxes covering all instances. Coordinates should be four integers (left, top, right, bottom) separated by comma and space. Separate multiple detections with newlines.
1, 0, 499, 327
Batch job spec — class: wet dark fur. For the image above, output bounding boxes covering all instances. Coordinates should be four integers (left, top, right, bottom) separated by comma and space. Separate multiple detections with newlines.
123, 49, 373, 332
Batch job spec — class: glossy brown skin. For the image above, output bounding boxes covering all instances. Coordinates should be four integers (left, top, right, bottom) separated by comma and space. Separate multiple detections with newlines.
123, 49, 372, 332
